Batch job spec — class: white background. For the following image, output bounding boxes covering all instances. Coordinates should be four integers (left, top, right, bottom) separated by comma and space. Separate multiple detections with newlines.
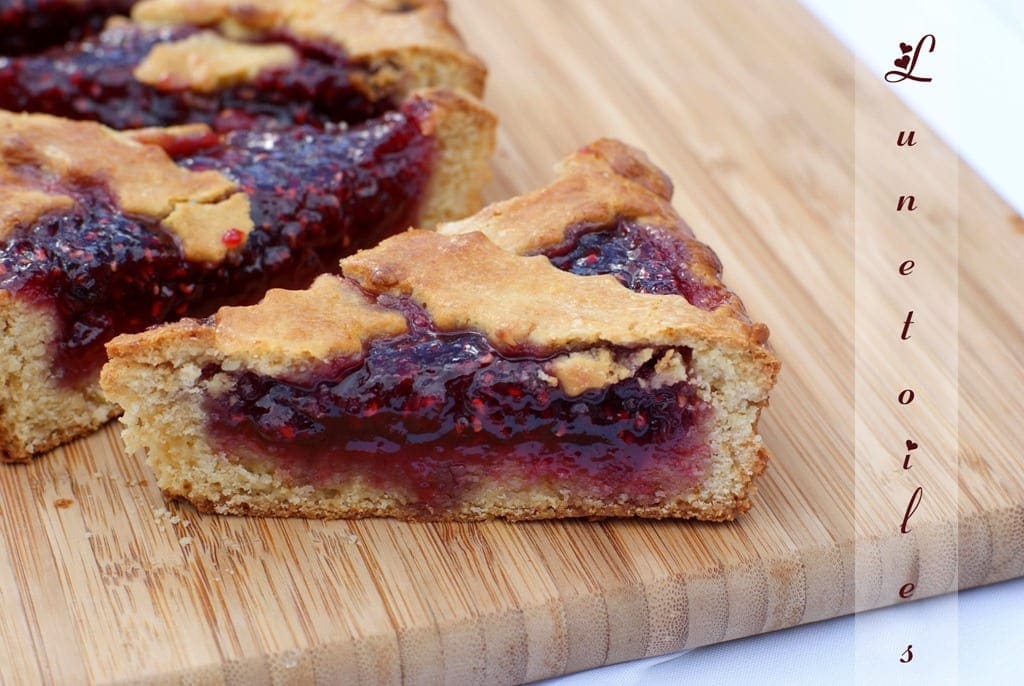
540, 1, 1024, 683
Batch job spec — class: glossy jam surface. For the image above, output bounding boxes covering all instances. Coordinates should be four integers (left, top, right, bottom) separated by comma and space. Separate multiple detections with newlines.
0, 0, 135, 55
1, 191, 197, 380
0, 106, 433, 383
0, 22, 388, 129
205, 299, 712, 512
176, 108, 434, 300
544, 220, 728, 310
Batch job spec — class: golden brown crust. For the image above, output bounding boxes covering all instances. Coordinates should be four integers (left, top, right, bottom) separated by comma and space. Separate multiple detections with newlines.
131, 0, 487, 97
406, 88, 497, 228
436, 158, 673, 256
161, 192, 254, 262
132, 0, 466, 54
438, 138, 745, 329
180, 490, 749, 523
122, 122, 217, 148
342, 229, 758, 354
0, 111, 246, 262
213, 274, 408, 375
0, 111, 233, 218
132, 31, 298, 92
557, 138, 675, 200
545, 348, 653, 398
0, 182, 75, 242
106, 235, 531, 386
0, 409, 119, 463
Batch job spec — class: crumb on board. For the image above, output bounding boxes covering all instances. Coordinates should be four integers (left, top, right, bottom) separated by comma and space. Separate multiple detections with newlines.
153, 506, 194, 532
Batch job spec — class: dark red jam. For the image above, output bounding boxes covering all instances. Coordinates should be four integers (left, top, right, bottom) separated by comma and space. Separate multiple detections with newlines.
204, 299, 712, 512
174, 107, 434, 300
0, 104, 434, 383
0, 21, 390, 129
543, 220, 728, 310
0, 0, 135, 55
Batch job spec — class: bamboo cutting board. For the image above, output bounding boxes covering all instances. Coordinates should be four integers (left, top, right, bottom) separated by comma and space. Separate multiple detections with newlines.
2, 1, 1022, 683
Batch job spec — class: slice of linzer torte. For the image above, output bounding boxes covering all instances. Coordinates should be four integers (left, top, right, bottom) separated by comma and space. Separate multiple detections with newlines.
101, 139, 780, 521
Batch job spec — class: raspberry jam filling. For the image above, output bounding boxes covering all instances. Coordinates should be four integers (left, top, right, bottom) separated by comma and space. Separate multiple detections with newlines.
0, 0, 135, 55
543, 220, 728, 310
175, 106, 435, 299
0, 21, 389, 129
0, 105, 434, 384
203, 300, 713, 512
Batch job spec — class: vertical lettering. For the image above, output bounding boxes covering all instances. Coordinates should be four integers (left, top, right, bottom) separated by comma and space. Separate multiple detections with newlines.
897, 130, 918, 146
900, 311, 915, 340
884, 32, 942, 674
904, 439, 917, 470
897, 195, 918, 212
900, 486, 924, 533
885, 34, 937, 83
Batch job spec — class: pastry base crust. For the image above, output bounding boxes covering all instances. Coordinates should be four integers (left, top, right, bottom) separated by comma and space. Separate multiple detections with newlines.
0, 292, 120, 462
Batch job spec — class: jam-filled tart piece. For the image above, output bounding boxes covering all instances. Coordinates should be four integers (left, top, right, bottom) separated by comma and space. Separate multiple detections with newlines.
0, 0, 485, 130
102, 140, 780, 521
0, 89, 496, 461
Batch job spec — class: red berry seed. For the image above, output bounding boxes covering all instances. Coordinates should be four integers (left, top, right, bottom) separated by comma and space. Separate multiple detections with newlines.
221, 228, 245, 248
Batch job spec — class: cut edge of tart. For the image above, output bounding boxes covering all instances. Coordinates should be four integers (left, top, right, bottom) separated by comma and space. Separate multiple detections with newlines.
0, 88, 496, 462
0, 288, 122, 460
101, 139, 780, 522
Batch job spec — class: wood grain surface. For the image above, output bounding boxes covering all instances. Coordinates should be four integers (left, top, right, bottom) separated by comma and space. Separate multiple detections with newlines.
2, 1, 1022, 683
